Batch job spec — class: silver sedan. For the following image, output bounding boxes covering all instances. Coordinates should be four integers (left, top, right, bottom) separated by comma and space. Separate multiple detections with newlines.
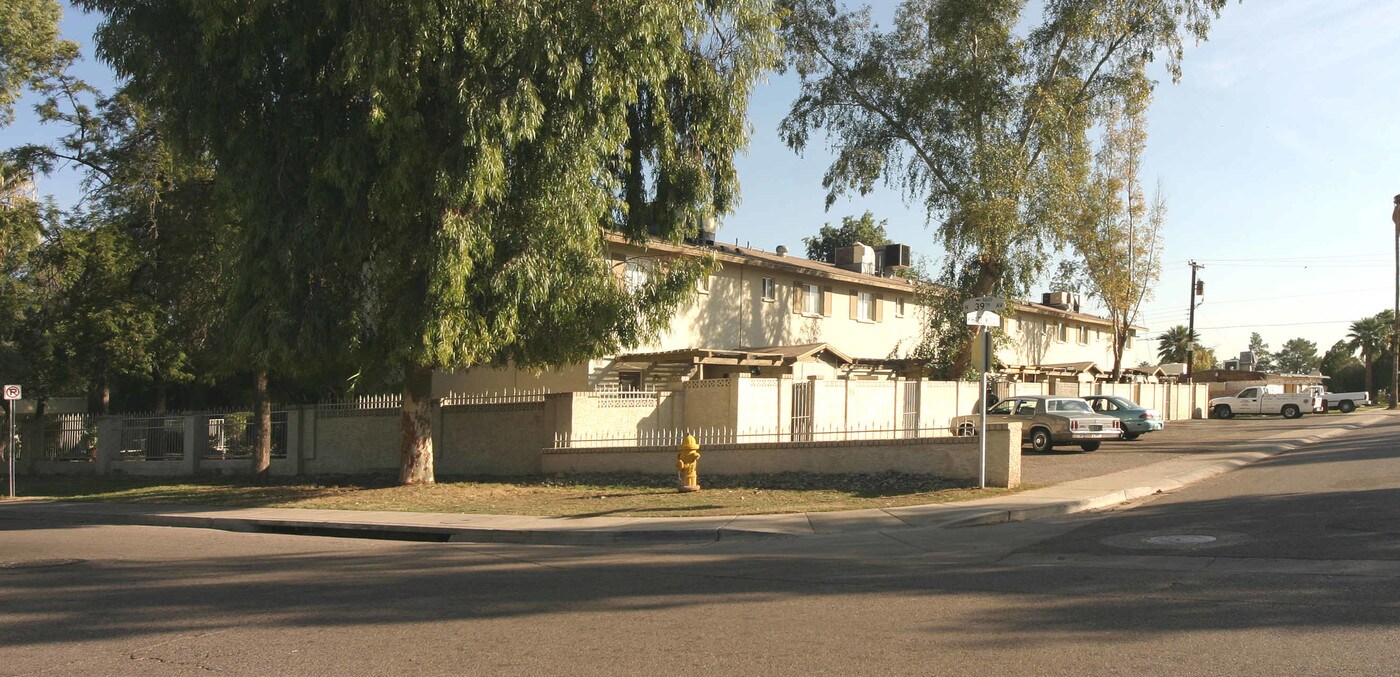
954, 395, 1122, 452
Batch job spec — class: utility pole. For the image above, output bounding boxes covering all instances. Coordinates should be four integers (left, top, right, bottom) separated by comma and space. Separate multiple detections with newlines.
1390, 195, 1399, 409
1186, 261, 1204, 381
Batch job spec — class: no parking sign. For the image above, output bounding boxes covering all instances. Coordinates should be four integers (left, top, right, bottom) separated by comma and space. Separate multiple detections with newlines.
3, 384, 15, 497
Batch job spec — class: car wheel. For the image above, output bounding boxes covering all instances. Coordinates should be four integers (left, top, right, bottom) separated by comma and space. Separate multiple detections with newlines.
955, 420, 977, 437
1281, 404, 1301, 419
1079, 441, 1101, 452
1121, 431, 1140, 441
1338, 400, 1356, 414
1213, 404, 1233, 420
1030, 428, 1054, 453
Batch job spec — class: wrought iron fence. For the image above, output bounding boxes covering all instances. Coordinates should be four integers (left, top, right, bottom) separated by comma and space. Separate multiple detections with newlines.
119, 417, 185, 461
43, 414, 98, 462
202, 411, 287, 460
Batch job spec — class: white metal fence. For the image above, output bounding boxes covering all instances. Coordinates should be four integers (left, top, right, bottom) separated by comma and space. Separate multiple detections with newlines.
552, 422, 958, 449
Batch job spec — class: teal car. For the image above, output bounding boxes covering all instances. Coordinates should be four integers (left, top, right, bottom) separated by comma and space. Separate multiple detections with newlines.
1082, 395, 1164, 441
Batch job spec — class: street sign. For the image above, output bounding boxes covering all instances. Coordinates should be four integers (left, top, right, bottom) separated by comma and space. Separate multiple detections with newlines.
962, 296, 1006, 313
965, 310, 1000, 327
2, 385, 19, 401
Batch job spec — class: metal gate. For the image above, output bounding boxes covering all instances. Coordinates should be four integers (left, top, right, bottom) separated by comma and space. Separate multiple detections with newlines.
791, 381, 814, 442
901, 381, 920, 437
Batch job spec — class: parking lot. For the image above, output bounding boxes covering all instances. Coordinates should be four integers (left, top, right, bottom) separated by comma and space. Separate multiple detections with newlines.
1021, 411, 1379, 486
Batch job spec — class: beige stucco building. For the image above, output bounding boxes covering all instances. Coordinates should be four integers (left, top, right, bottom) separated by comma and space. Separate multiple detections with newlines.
436, 234, 1153, 395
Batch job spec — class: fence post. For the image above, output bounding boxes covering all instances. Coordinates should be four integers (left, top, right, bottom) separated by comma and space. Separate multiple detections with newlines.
182, 415, 199, 475
283, 406, 304, 475
95, 417, 121, 475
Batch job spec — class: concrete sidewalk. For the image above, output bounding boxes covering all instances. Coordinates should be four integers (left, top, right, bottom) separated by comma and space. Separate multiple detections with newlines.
1, 411, 1393, 546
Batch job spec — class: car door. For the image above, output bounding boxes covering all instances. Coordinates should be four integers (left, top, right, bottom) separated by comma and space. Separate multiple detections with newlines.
1235, 387, 1263, 414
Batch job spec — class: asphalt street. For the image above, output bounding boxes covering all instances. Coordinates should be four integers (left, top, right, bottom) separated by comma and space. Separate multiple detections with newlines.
1, 415, 1397, 676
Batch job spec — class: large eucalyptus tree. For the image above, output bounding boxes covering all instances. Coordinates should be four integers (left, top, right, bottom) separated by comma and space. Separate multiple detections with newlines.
77, 1, 780, 484
780, 0, 1231, 377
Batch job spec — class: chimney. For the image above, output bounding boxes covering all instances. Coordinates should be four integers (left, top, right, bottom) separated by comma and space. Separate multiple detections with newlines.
776, 245, 788, 257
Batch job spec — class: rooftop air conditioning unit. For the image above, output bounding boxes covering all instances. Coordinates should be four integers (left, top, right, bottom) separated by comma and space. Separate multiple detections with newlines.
1042, 291, 1072, 309
835, 243, 875, 274
882, 244, 911, 270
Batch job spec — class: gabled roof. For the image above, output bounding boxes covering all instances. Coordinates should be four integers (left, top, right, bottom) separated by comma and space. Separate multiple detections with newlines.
1001, 361, 1105, 376
733, 342, 854, 365
616, 342, 853, 367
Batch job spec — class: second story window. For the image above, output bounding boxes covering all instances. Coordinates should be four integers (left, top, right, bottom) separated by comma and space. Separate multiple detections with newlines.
858, 292, 874, 321
1056, 323, 1068, 343
761, 277, 775, 301
895, 298, 906, 318
803, 283, 821, 315
1078, 326, 1090, 344
1126, 332, 1135, 349
624, 259, 649, 292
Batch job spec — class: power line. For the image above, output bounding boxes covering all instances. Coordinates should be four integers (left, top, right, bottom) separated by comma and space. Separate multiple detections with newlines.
1194, 319, 1355, 330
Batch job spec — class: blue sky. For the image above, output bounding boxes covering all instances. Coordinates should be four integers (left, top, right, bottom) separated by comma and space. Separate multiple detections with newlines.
10, 1, 1400, 365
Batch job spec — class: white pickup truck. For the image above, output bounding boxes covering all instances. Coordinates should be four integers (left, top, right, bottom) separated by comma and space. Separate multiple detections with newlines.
1209, 386, 1323, 420
1300, 385, 1371, 413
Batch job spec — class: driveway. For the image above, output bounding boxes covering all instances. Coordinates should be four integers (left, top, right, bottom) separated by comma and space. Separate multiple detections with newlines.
1021, 413, 1372, 486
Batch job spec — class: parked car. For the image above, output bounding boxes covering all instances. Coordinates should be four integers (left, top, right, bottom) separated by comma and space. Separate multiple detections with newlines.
1208, 386, 1322, 420
1299, 385, 1371, 413
953, 395, 1122, 452
1081, 395, 1164, 440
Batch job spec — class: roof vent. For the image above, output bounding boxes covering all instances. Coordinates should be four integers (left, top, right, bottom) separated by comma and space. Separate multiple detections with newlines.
776, 245, 788, 257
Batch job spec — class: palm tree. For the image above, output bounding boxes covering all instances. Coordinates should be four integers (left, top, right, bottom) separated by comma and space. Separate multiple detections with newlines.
1156, 325, 1199, 364
1348, 315, 1388, 400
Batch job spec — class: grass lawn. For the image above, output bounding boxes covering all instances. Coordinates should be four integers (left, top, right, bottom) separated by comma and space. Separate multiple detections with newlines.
9, 472, 1022, 518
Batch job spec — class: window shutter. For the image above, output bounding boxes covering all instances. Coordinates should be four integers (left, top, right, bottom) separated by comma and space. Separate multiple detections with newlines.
875, 293, 884, 322
792, 282, 803, 314
849, 289, 858, 319
822, 286, 833, 317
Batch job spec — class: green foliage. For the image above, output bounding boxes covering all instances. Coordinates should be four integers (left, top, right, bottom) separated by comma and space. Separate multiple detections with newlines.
1320, 340, 1365, 393
803, 210, 890, 262
0, 0, 77, 125
1274, 337, 1320, 375
1247, 332, 1276, 373
1346, 312, 1393, 399
1063, 90, 1164, 378
79, 1, 780, 481
7, 82, 234, 410
81, 0, 780, 376
1155, 325, 1198, 365
780, 0, 1230, 375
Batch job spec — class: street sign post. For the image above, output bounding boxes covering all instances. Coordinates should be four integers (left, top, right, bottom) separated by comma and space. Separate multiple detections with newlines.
963, 299, 1002, 489
3, 385, 18, 498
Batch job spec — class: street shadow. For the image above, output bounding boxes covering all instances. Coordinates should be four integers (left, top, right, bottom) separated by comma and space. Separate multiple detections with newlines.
4, 483, 1400, 650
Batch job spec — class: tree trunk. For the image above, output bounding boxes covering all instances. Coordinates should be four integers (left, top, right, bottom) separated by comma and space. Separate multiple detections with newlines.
1111, 330, 1126, 382
399, 364, 436, 485
252, 370, 271, 483
154, 381, 168, 413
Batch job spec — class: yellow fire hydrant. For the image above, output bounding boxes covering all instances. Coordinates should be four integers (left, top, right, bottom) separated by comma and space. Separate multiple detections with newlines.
676, 434, 701, 492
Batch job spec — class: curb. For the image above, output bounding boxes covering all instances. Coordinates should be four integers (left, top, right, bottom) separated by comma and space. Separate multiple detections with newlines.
0, 503, 801, 546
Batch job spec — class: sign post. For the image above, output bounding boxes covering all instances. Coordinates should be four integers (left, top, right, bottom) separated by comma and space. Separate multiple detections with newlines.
3, 384, 19, 498
963, 299, 1003, 489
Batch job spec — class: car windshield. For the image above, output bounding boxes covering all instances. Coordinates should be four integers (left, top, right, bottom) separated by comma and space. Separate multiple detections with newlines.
1047, 399, 1092, 413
